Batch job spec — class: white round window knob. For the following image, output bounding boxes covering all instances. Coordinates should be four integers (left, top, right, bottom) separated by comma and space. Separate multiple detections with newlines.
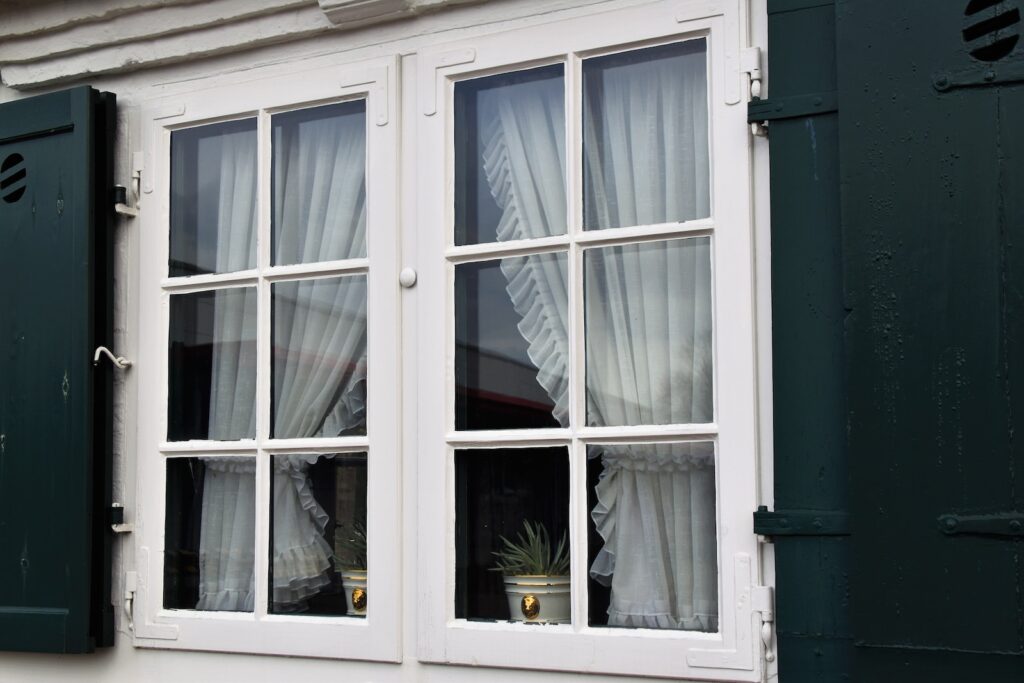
399, 267, 417, 288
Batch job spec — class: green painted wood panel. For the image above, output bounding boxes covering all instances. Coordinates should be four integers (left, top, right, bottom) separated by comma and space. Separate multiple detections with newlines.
762, 1, 852, 680
838, 0, 1024, 678
0, 86, 115, 653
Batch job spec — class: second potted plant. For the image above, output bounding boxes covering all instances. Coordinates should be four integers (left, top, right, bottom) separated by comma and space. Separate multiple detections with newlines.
336, 520, 367, 616
491, 520, 571, 624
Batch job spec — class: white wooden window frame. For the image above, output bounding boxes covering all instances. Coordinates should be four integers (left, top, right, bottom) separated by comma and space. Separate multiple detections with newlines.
132, 55, 402, 661
414, 1, 766, 680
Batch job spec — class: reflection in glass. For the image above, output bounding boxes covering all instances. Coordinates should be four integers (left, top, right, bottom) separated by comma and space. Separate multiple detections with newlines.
583, 40, 710, 230
455, 447, 570, 622
588, 442, 717, 631
272, 276, 367, 439
455, 255, 567, 430
273, 101, 367, 265
454, 65, 566, 246
168, 287, 257, 441
170, 119, 257, 276
164, 456, 256, 612
270, 453, 367, 616
584, 238, 712, 426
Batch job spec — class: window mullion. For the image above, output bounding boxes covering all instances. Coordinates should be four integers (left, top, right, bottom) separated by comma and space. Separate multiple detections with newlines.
569, 438, 588, 632
253, 447, 271, 620
253, 108, 274, 621
567, 52, 583, 237
567, 51, 585, 440
566, 51, 588, 635
257, 109, 273, 443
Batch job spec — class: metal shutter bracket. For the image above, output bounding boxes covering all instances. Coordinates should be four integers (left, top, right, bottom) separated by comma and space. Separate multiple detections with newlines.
748, 90, 839, 124
937, 512, 1024, 537
753, 505, 851, 539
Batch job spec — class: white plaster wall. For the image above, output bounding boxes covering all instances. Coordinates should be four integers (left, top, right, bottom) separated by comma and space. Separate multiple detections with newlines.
0, 1, 774, 680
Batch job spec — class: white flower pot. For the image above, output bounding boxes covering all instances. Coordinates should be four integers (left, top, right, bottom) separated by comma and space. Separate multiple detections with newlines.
340, 569, 367, 616
502, 575, 570, 623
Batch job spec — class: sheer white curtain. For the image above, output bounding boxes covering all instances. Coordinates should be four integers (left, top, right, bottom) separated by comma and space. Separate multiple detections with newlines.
270, 107, 367, 610
197, 128, 258, 611
589, 443, 716, 630
197, 107, 368, 612
584, 239, 715, 631
581, 45, 715, 631
481, 45, 716, 630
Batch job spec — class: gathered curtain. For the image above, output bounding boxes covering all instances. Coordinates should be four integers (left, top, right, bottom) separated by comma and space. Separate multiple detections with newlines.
197, 109, 367, 612
479, 46, 717, 630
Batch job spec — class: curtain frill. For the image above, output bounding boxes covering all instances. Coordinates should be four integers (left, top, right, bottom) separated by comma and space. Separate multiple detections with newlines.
271, 454, 335, 609
481, 88, 570, 427
588, 444, 717, 631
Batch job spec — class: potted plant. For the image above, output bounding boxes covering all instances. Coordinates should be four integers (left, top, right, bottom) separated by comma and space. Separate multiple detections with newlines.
491, 520, 571, 624
336, 520, 367, 616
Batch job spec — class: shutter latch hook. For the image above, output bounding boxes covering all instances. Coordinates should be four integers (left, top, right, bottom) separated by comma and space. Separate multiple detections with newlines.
93, 346, 133, 370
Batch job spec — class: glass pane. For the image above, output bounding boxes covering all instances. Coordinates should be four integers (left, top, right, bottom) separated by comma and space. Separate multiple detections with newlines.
454, 65, 566, 246
164, 456, 256, 612
455, 447, 570, 623
583, 40, 710, 230
455, 254, 567, 430
585, 238, 712, 426
272, 276, 367, 439
269, 452, 367, 617
170, 119, 257, 276
168, 287, 257, 441
273, 101, 367, 265
587, 442, 717, 632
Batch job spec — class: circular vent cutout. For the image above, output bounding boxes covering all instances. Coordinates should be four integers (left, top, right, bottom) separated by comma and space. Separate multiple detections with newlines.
1, 152, 26, 204
963, 0, 1021, 62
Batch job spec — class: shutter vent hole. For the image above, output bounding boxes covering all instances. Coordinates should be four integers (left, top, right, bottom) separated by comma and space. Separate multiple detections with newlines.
963, 1, 1021, 62
1, 152, 26, 204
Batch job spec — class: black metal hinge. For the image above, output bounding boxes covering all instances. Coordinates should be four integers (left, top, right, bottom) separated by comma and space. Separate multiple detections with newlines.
937, 512, 1024, 538
748, 91, 838, 124
754, 505, 850, 539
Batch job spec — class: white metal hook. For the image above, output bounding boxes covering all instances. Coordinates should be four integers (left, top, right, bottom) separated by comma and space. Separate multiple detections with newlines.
93, 346, 133, 369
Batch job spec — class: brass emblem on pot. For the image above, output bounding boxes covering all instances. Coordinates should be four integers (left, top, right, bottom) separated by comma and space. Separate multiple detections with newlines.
352, 587, 367, 612
521, 594, 540, 619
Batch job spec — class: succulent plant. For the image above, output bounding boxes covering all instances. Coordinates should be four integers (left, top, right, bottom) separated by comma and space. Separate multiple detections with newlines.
336, 519, 367, 570
491, 520, 569, 576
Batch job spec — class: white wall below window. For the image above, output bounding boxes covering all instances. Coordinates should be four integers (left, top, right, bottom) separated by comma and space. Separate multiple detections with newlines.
0, 644, 703, 683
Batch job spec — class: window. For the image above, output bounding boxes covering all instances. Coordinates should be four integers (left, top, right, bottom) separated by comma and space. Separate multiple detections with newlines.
415, 2, 764, 680
134, 57, 401, 660
133, 1, 767, 677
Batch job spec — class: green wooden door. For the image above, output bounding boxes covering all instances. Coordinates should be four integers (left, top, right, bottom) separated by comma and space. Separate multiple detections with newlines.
838, 1, 1024, 679
0, 86, 115, 653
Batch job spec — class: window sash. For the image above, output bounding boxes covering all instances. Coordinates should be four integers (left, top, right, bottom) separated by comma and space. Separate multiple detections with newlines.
133, 56, 402, 661
415, 2, 764, 679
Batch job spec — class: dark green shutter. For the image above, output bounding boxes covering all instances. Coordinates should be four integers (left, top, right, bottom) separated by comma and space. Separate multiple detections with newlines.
751, 1, 852, 681
0, 86, 116, 653
839, 1, 1024, 679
